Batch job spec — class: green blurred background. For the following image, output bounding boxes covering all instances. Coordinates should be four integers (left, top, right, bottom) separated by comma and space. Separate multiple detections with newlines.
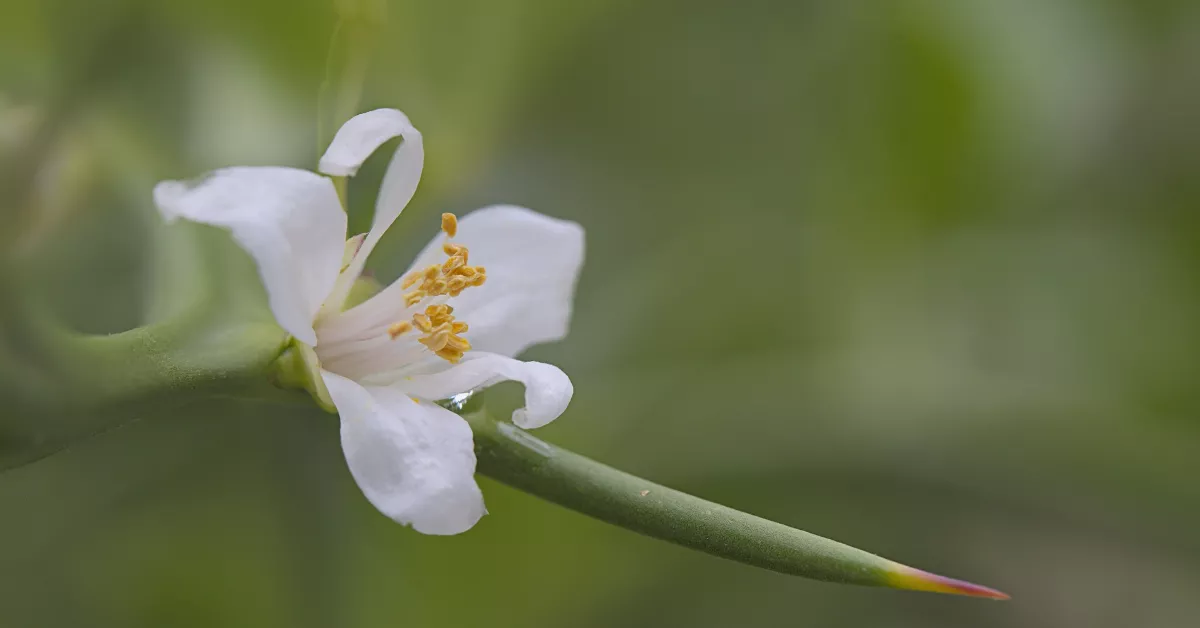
3, 0, 1200, 626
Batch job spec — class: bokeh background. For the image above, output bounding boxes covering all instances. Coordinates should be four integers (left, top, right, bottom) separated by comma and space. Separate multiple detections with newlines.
3, 0, 1200, 626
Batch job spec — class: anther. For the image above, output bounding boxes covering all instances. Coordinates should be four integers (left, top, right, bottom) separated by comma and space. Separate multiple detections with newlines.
445, 335, 471, 352
435, 348, 464, 363
419, 330, 451, 352
441, 213, 458, 238
442, 255, 465, 274
391, 213, 489, 364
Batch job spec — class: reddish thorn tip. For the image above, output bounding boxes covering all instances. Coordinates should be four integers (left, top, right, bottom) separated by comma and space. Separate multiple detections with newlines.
885, 564, 1010, 600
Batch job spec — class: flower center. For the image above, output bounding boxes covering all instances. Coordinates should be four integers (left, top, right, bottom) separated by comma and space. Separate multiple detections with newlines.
385, 213, 487, 363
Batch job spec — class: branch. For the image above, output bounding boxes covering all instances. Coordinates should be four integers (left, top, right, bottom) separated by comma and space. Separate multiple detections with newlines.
465, 406, 1008, 599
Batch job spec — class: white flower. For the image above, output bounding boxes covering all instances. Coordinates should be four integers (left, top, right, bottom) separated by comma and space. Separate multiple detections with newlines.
153, 109, 584, 535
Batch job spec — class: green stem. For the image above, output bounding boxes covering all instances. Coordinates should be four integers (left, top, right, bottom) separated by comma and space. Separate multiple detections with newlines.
465, 408, 1008, 599
317, 0, 380, 159
0, 223, 289, 472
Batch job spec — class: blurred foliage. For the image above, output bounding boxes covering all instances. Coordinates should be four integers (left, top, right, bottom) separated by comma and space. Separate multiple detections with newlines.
3, 0, 1200, 626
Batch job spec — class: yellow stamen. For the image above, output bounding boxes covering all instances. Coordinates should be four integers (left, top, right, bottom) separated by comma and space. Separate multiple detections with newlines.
385, 214, 494, 363
442, 255, 465, 274
441, 213, 458, 238
447, 277, 469, 293
435, 348, 464, 363
401, 271, 422, 289
418, 329, 451, 352
425, 304, 451, 321
445, 335, 471, 352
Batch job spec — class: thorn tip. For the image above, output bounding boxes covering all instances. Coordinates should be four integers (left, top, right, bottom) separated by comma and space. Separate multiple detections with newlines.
884, 563, 1009, 600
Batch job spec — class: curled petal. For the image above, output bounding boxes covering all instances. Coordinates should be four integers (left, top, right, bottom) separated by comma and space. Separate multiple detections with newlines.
322, 370, 486, 535
399, 352, 573, 429
154, 167, 345, 345
319, 108, 417, 178
318, 109, 424, 314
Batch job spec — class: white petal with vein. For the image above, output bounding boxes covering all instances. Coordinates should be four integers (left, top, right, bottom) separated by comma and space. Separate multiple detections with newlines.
323, 370, 486, 535
153, 166, 345, 344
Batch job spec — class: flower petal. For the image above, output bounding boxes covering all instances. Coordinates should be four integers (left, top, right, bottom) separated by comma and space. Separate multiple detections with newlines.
319, 206, 584, 356
399, 352, 573, 429
318, 109, 424, 315
410, 206, 585, 356
322, 370, 486, 535
154, 167, 345, 344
